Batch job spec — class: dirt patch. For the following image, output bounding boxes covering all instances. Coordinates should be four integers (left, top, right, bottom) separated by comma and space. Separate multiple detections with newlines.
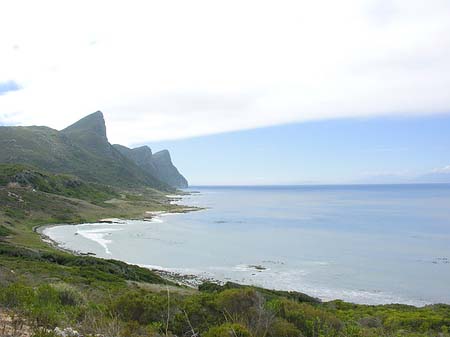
0, 309, 32, 337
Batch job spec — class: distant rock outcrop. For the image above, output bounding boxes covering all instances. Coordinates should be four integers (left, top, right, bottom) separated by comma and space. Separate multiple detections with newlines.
114, 145, 188, 188
0, 111, 187, 190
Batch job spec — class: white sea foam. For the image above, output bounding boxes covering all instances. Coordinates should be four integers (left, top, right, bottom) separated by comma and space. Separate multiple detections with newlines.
77, 222, 126, 227
145, 211, 166, 216
76, 228, 124, 255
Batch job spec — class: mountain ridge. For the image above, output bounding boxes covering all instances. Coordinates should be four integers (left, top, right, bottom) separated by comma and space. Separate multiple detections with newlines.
113, 144, 188, 188
0, 111, 188, 190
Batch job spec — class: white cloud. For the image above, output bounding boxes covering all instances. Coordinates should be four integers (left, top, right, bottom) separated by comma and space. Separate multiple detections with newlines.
431, 165, 450, 174
1, 0, 450, 144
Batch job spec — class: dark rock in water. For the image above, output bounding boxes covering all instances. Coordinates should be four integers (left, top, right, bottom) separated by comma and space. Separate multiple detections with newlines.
80, 252, 96, 256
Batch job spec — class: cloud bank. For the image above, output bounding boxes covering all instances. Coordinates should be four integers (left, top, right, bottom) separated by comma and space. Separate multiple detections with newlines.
1, 0, 450, 144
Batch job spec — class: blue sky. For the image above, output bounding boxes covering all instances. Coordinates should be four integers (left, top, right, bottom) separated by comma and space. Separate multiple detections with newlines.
1, 1, 450, 185
0, 81, 20, 96
146, 115, 450, 185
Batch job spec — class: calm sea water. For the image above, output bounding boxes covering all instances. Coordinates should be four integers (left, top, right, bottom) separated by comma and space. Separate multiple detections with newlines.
44, 185, 450, 305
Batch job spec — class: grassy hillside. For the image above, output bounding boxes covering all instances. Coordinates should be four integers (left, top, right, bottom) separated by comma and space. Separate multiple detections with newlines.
0, 164, 118, 204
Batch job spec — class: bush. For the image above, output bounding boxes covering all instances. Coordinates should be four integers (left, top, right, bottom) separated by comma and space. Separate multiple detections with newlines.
51, 283, 85, 306
0, 283, 34, 309
36, 285, 60, 306
200, 281, 320, 304
204, 323, 251, 337
172, 293, 220, 334
0, 224, 13, 237
4, 207, 26, 219
217, 289, 262, 316
268, 318, 303, 337
29, 305, 61, 329
267, 298, 342, 337
359, 316, 382, 328
111, 290, 171, 325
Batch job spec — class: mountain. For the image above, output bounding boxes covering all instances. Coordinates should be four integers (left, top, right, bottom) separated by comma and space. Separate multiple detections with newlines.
62, 111, 109, 154
0, 111, 187, 190
152, 150, 189, 188
113, 144, 188, 188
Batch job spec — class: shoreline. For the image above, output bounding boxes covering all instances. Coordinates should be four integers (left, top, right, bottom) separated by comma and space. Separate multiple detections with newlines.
33, 197, 209, 287
37, 219, 435, 307
35, 220, 212, 288
33, 193, 442, 308
35, 224, 84, 256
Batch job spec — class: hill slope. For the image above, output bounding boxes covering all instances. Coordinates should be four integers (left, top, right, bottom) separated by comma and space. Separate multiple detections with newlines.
114, 144, 188, 188
0, 163, 118, 203
0, 112, 180, 190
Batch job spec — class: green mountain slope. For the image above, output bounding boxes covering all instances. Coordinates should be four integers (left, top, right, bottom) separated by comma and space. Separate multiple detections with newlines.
114, 144, 188, 188
152, 149, 188, 188
0, 163, 118, 203
0, 112, 173, 190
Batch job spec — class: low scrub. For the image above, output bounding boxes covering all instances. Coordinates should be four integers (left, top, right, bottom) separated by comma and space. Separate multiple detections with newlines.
1, 281, 450, 337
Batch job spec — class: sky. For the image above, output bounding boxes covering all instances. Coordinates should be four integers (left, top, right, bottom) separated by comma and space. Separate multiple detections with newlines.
1, 0, 450, 184
148, 115, 450, 185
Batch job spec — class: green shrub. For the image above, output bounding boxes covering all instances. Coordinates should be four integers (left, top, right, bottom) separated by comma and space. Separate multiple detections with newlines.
358, 316, 382, 328
36, 285, 60, 306
29, 306, 61, 329
268, 318, 303, 337
200, 281, 320, 304
172, 293, 220, 334
268, 298, 342, 337
217, 288, 261, 316
51, 283, 85, 306
4, 207, 26, 219
0, 282, 34, 309
0, 224, 13, 237
204, 323, 251, 337
111, 290, 171, 325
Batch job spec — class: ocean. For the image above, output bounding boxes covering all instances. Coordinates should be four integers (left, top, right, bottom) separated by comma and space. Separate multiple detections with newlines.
43, 184, 450, 305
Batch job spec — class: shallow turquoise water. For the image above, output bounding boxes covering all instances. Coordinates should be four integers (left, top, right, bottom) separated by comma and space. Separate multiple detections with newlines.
44, 184, 450, 305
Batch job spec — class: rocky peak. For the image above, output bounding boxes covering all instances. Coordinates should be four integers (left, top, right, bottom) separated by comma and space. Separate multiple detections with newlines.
131, 146, 153, 159
62, 111, 107, 140
153, 149, 171, 162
